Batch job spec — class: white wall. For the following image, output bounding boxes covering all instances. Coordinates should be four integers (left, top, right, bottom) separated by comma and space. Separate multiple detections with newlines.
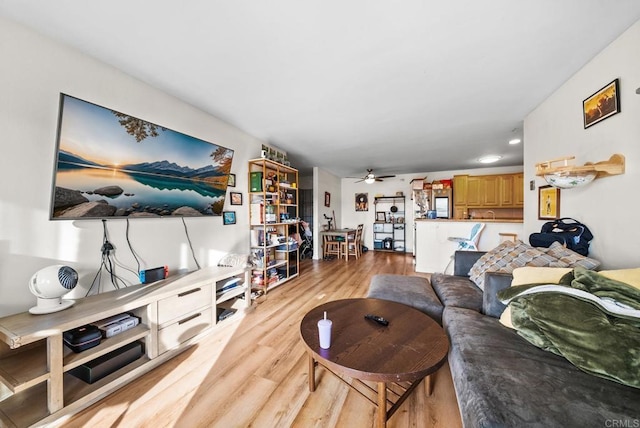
313, 167, 341, 259
524, 20, 640, 269
0, 17, 264, 316
341, 166, 523, 252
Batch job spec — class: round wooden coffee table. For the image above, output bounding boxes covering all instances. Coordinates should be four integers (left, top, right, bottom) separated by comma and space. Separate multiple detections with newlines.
300, 298, 449, 428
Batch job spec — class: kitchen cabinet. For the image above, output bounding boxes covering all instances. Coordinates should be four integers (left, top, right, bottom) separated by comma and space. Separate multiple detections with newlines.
453, 175, 467, 206
453, 172, 524, 218
514, 173, 524, 206
500, 175, 514, 206
466, 176, 482, 206
482, 175, 500, 207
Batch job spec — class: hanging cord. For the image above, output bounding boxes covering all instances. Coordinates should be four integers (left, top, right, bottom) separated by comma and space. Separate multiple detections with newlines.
181, 217, 201, 270
86, 220, 129, 296
125, 218, 142, 274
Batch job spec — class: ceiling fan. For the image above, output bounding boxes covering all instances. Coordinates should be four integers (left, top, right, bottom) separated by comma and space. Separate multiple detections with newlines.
353, 169, 396, 184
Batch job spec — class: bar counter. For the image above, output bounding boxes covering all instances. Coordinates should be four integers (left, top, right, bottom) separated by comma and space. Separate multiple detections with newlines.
415, 219, 523, 274
415, 218, 523, 224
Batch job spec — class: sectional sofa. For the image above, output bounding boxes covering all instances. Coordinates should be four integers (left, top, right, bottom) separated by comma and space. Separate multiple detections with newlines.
369, 250, 640, 427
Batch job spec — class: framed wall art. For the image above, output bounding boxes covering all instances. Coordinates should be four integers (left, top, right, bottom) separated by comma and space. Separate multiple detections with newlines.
50, 94, 235, 219
223, 211, 236, 225
355, 193, 368, 211
324, 191, 331, 207
538, 185, 560, 220
230, 192, 242, 205
227, 173, 236, 187
583, 78, 620, 129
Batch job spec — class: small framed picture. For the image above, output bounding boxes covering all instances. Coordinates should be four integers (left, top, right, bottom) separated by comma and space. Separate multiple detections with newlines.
227, 173, 236, 187
230, 192, 242, 205
223, 211, 236, 225
324, 191, 331, 207
583, 78, 620, 129
376, 211, 386, 222
355, 193, 368, 211
538, 186, 560, 220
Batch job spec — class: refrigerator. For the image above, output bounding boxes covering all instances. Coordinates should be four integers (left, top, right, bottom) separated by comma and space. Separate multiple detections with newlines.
432, 188, 452, 218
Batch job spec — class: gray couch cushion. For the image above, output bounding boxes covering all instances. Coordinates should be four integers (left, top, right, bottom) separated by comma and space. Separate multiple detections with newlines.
430, 273, 483, 312
482, 272, 512, 318
368, 274, 443, 324
453, 250, 486, 277
443, 306, 640, 428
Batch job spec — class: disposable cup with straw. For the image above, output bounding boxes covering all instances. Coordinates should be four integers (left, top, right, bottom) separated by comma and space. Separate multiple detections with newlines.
318, 311, 332, 349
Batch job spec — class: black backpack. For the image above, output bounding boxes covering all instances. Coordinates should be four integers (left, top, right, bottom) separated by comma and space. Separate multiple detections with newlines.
529, 217, 594, 256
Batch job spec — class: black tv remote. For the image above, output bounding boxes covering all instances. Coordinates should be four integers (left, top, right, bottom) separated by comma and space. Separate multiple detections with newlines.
364, 314, 389, 326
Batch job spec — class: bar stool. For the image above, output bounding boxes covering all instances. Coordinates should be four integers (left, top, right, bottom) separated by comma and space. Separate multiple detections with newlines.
499, 232, 518, 243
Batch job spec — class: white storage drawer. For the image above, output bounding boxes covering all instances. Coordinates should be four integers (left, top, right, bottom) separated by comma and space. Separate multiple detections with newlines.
157, 307, 212, 355
157, 284, 212, 326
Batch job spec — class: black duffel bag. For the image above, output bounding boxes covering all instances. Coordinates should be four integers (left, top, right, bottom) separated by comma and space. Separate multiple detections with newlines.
529, 217, 594, 256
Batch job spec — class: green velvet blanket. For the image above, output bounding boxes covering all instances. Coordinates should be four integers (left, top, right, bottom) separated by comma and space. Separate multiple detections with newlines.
498, 267, 640, 389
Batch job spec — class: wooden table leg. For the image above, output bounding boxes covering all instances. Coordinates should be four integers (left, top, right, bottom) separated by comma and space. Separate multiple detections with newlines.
377, 382, 387, 428
425, 374, 433, 396
308, 354, 316, 392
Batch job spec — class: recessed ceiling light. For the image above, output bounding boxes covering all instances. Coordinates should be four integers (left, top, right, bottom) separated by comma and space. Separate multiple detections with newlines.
509, 138, 521, 145
478, 155, 502, 164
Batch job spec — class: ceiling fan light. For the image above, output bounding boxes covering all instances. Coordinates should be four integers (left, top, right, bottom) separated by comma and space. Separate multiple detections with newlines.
478, 155, 502, 164
364, 177, 375, 184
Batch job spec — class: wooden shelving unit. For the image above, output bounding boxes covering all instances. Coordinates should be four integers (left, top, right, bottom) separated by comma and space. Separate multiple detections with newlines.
0, 265, 249, 427
248, 158, 299, 294
373, 196, 406, 253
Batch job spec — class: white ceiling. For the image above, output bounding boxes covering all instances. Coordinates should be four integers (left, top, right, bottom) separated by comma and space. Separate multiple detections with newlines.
2, 1, 640, 178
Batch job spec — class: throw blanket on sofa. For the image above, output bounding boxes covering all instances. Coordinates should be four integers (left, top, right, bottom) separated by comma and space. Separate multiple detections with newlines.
498, 267, 640, 389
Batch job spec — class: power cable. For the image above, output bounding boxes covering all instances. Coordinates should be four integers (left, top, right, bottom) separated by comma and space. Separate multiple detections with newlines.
181, 217, 201, 270
86, 220, 130, 296
125, 218, 142, 274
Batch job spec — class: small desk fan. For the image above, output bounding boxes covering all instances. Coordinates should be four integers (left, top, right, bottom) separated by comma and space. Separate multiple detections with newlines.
29, 265, 78, 314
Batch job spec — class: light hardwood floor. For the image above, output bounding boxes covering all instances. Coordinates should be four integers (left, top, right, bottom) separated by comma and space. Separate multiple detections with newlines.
64, 252, 462, 428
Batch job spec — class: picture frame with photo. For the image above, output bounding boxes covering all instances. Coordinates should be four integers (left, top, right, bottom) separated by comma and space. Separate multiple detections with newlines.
223, 211, 236, 225
583, 78, 620, 129
376, 211, 386, 222
230, 192, 242, 205
538, 185, 560, 220
227, 173, 236, 187
355, 193, 368, 211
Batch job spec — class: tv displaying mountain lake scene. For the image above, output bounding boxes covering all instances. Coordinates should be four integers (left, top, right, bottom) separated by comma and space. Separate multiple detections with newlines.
50, 94, 234, 219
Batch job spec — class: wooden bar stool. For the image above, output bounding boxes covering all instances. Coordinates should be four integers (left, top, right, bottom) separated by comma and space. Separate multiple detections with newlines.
499, 232, 518, 243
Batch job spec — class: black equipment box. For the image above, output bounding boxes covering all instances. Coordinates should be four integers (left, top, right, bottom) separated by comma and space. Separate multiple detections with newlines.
63, 325, 102, 353
217, 307, 237, 322
68, 341, 144, 384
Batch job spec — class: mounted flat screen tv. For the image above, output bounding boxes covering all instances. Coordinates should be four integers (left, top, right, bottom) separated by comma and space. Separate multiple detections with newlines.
50, 94, 234, 219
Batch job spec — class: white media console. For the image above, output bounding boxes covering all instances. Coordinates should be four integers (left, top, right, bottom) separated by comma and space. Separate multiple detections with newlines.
0, 265, 250, 427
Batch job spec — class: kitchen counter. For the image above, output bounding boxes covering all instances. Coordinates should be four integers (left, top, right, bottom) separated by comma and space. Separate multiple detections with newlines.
415, 220, 524, 274
415, 218, 523, 223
